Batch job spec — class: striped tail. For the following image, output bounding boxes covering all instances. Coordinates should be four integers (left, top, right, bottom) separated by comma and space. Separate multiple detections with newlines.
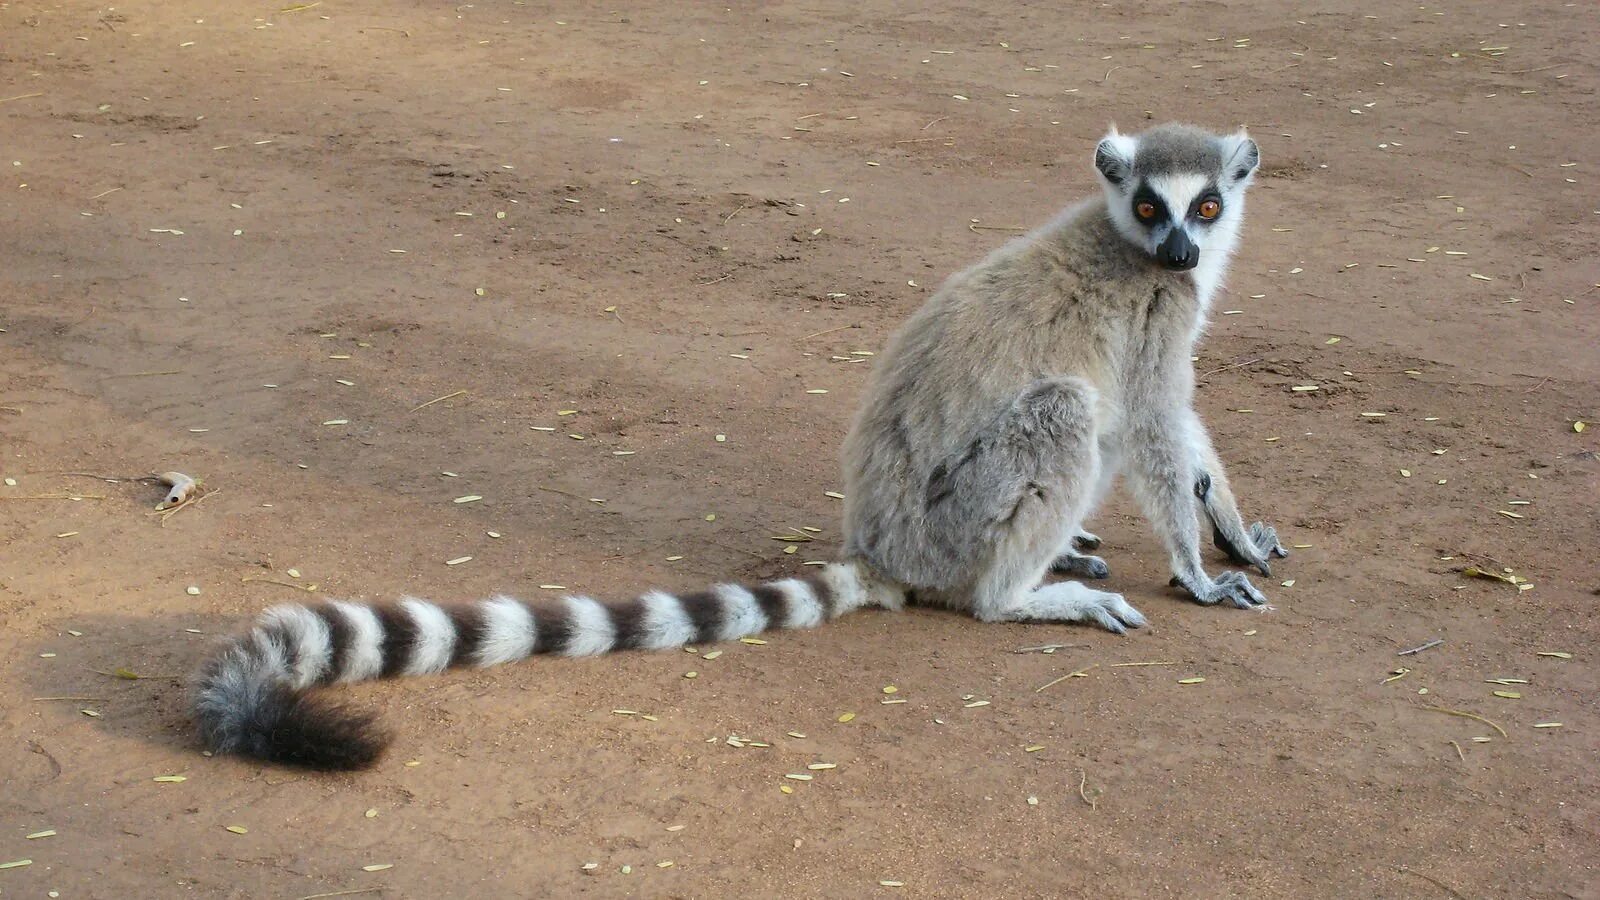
192, 562, 893, 770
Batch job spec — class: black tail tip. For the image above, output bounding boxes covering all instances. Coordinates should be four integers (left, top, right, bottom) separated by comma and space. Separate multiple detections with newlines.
209, 684, 390, 771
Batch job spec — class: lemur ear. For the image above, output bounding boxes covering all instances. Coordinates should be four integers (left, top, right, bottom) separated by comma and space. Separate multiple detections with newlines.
1223, 130, 1260, 184
1093, 127, 1138, 187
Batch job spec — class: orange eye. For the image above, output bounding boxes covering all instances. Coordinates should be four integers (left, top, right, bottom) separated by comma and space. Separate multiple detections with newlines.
1135, 201, 1158, 220
1198, 199, 1222, 220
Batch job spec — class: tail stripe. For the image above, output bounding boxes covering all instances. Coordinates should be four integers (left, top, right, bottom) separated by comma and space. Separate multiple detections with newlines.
637, 590, 697, 649
711, 584, 767, 641
443, 603, 486, 668
400, 599, 456, 676
773, 578, 825, 629
313, 604, 353, 684
333, 600, 385, 682
677, 590, 726, 644
371, 604, 421, 677
749, 584, 790, 632
476, 596, 537, 666
563, 595, 618, 657
263, 606, 333, 689
532, 604, 574, 655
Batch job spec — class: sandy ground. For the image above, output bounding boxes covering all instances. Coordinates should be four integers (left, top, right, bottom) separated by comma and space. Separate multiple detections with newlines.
2, 1, 1598, 897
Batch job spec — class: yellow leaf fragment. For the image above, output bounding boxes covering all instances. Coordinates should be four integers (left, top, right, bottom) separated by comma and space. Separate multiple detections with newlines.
836, 711, 856, 723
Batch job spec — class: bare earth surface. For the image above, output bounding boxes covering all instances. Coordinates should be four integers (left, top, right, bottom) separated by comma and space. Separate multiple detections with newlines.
3, 1, 1598, 897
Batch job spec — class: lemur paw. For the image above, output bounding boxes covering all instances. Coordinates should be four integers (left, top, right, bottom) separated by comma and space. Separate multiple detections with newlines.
1181, 570, 1271, 609
1052, 551, 1110, 579
1072, 530, 1103, 552
1214, 521, 1288, 576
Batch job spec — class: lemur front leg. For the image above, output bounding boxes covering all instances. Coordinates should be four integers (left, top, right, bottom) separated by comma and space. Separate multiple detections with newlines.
1183, 409, 1288, 576
1051, 446, 1118, 579
1125, 408, 1270, 609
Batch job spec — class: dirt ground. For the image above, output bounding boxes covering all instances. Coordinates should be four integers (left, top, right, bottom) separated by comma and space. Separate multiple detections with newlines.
2, 0, 1597, 897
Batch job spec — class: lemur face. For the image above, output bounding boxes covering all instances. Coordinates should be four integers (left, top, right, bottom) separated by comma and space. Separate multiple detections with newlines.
1093, 124, 1260, 273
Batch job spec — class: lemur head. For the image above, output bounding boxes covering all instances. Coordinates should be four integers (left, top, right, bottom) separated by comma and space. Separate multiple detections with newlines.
1093, 123, 1260, 272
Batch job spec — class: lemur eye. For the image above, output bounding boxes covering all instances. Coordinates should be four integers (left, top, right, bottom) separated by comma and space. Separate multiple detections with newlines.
1135, 201, 1158, 221
1197, 199, 1222, 220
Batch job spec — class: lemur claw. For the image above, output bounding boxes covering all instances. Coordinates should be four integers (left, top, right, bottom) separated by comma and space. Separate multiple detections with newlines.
1072, 530, 1103, 552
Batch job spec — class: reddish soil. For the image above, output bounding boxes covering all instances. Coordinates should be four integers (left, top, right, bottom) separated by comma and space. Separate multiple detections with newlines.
3, 1, 1597, 897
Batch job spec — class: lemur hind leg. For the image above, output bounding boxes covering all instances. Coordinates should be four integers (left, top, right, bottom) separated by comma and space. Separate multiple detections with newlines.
924, 377, 1144, 634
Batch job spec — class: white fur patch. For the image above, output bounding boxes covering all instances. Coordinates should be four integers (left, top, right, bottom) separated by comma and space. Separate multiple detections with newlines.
399, 598, 456, 675
259, 604, 332, 689
562, 595, 617, 657
712, 584, 768, 640
772, 578, 826, 629
636, 591, 696, 649
331, 600, 384, 682
1147, 173, 1208, 220
817, 564, 865, 614
476, 595, 537, 667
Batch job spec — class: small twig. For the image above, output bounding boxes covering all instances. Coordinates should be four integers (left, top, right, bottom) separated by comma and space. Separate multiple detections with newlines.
1034, 664, 1098, 692
281, 0, 323, 11
920, 115, 948, 131
1520, 377, 1550, 394
1198, 357, 1263, 379
535, 485, 589, 502
722, 204, 749, 226
1012, 643, 1083, 654
800, 324, 855, 341
894, 137, 950, 144
411, 390, 466, 412
93, 670, 180, 680
89, 187, 123, 200
1506, 164, 1535, 179
1448, 740, 1465, 762
52, 471, 151, 482
104, 369, 183, 379
699, 273, 734, 286
1396, 866, 1467, 899
360, 26, 410, 36
0, 494, 106, 501
1101, 66, 1122, 83
295, 888, 385, 900
1397, 639, 1443, 656
1489, 64, 1559, 76
241, 575, 318, 593
1420, 704, 1507, 739
1077, 769, 1097, 810
1108, 660, 1179, 668
0, 405, 21, 415
0, 92, 45, 104
968, 223, 1027, 233
32, 696, 107, 702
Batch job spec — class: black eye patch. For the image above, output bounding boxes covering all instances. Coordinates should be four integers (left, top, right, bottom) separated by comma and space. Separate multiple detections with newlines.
1129, 185, 1168, 228
1187, 189, 1223, 222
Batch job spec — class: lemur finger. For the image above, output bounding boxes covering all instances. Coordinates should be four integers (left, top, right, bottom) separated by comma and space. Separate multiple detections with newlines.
1214, 571, 1269, 608
1249, 521, 1289, 559
1104, 594, 1148, 629
1072, 530, 1103, 552
1053, 552, 1110, 579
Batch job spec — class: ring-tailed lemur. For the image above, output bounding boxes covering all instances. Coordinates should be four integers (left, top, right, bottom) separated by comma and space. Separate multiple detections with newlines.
193, 123, 1287, 770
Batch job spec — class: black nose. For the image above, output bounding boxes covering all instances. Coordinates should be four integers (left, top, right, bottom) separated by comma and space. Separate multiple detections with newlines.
1158, 230, 1198, 271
